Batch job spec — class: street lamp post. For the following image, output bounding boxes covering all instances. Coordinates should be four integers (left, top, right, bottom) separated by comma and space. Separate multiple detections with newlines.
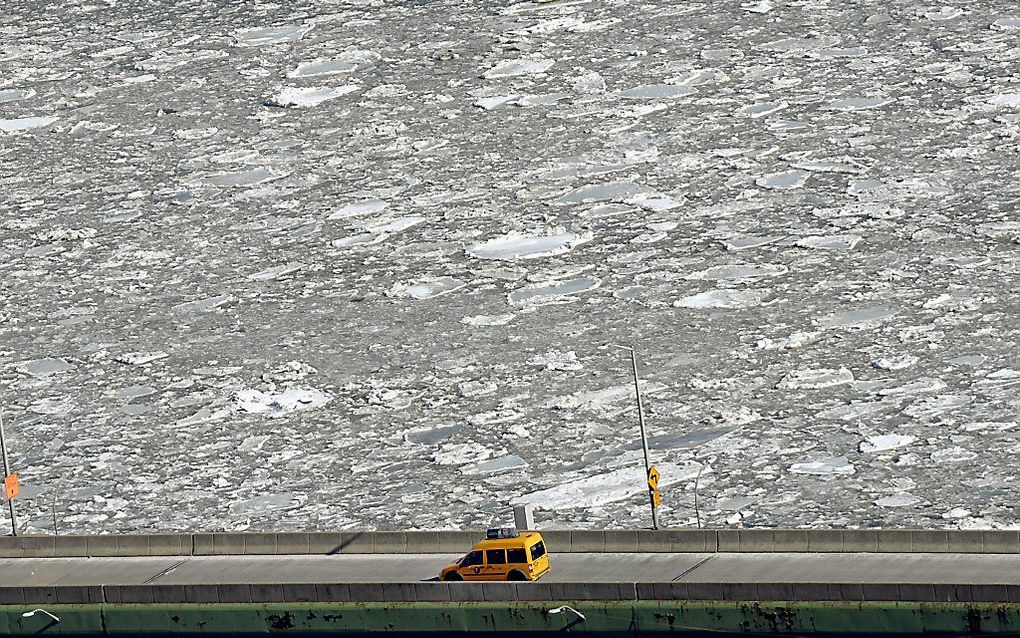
608, 344, 659, 530
0, 410, 17, 536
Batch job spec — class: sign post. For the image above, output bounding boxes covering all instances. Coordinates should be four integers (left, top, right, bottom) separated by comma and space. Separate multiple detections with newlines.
0, 410, 18, 536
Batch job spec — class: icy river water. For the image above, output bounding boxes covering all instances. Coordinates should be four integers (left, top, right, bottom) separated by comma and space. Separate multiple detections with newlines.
1, 0, 1019, 534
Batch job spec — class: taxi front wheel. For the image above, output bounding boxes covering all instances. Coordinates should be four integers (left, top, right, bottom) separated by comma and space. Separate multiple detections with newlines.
443, 572, 464, 581
506, 570, 528, 581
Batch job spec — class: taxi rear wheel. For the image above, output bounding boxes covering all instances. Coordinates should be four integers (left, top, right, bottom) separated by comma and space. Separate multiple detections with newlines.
443, 572, 464, 581
506, 570, 528, 581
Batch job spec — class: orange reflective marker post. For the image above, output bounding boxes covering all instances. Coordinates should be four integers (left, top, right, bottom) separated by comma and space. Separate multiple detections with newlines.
4, 473, 18, 501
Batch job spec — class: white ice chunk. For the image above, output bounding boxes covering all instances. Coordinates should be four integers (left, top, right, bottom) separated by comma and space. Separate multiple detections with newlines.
618, 84, 696, 99
527, 350, 582, 371
511, 461, 704, 509
265, 85, 359, 108
904, 394, 973, 419
722, 235, 783, 251
571, 71, 606, 94
992, 18, 1020, 30
329, 199, 387, 219
742, 0, 773, 13
388, 277, 465, 300
756, 170, 810, 190
547, 381, 666, 411
756, 331, 822, 350
15, 358, 76, 377
686, 264, 788, 280
860, 434, 915, 453
461, 314, 516, 327
114, 351, 168, 365
473, 95, 519, 110
824, 97, 894, 111
876, 493, 920, 507
508, 276, 600, 304
737, 100, 787, 118
930, 446, 978, 463
673, 289, 765, 309
556, 181, 657, 204
872, 354, 918, 370
467, 232, 590, 260
364, 216, 424, 234
0, 89, 35, 104
878, 377, 948, 397
0, 116, 57, 133
482, 58, 554, 78
230, 387, 331, 416
789, 456, 855, 476
173, 294, 232, 313
795, 235, 862, 250
205, 166, 286, 187
819, 307, 897, 329
288, 51, 381, 77
777, 367, 854, 389
922, 6, 963, 20
461, 455, 528, 475
233, 24, 314, 46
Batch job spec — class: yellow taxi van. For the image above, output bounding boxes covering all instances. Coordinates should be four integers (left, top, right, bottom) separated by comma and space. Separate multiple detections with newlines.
440, 528, 550, 581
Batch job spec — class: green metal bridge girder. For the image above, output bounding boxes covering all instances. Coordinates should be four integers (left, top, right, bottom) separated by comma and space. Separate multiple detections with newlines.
4, 601, 1020, 636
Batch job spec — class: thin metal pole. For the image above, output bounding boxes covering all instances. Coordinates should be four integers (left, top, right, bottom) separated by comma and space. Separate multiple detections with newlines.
52, 482, 60, 536
628, 348, 659, 530
0, 410, 18, 536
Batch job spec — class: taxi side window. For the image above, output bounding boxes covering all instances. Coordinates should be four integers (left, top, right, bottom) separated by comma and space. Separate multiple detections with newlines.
529, 541, 546, 560
461, 550, 483, 567
486, 549, 506, 564
507, 548, 527, 564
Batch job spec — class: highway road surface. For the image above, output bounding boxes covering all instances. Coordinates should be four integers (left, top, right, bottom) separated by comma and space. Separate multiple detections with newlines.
3, 553, 1020, 586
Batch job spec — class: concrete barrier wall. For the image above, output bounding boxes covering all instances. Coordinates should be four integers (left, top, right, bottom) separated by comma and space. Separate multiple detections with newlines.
2, 581, 1019, 605
0, 529, 1015, 558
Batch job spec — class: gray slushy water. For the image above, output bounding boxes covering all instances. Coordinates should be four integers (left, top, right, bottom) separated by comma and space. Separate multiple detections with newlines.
1, 0, 1018, 534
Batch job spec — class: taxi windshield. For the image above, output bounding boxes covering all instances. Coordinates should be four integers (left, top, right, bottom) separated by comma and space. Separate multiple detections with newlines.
459, 550, 483, 567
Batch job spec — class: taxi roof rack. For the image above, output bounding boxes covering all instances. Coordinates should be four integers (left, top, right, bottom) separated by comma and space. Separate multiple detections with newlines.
486, 527, 519, 539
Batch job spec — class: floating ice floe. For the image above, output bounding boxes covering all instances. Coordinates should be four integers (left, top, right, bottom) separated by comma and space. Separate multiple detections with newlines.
230, 388, 331, 416
756, 169, 811, 190
482, 58, 554, 78
673, 289, 765, 309
288, 51, 381, 77
686, 264, 788, 280
737, 100, 787, 118
555, 181, 657, 204
722, 235, 783, 251
789, 456, 855, 476
511, 461, 705, 509
756, 331, 822, 350
930, 446, 978, 463
15, 358, 76, 377
872, 354, 918, 370
878, 377, 948, 397
205, 166, 287, 188
824, 97, 893, 111
547, 381, 666, 411
461, 455, 528, 475
233, 24, 315, 46
741, 0, 773, 13
262, 361, 317, 384
904, 394, 973, 419
922, 6, 963, 20
114, 351, 168, 365
461, 314, 515, 327
572, 71, 606, 94
777, 367, 854, 389
34, 227, 97, 242
388, 277, 465, 300
473, 95, 519, 110
992, 18, 1020, 30
860, 434, 915, 453
265, 85, 359, 108
795, 235, 861, 250
0, 89, 35, 104
172, 294, 232, 313
329, 199, 387, 219
819, 306, 897, 329
617, 84, 696, 99
527, 350, 582, 371
508, 276, 600, 305
467, 232, 590, 260
817, 401, 891, 421
0, 116, 57, 133
876, 493, 920, 507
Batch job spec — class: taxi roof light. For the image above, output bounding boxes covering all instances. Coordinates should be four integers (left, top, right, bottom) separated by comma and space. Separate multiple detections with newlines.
486, 527, 519, 539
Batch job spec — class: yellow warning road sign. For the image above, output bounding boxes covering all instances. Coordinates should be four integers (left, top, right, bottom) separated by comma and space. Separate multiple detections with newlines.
3, 473, 18, 501
652, 490, 662, 507
647, 466, 660, 491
